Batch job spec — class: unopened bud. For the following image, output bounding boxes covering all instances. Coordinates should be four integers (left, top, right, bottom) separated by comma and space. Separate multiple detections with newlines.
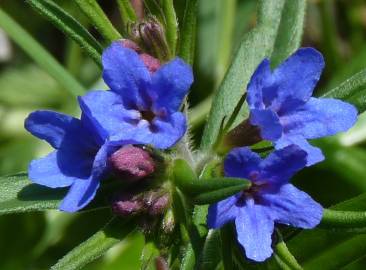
142, 190, 171, 216
119, 39, 161, 73
130, 18, 171, 61
109, 145, 155, 181
111, 192, 144, 216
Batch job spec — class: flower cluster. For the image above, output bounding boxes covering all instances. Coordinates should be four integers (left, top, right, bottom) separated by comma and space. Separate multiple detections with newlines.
25, 41, 193, 212
25, 44, 357, 263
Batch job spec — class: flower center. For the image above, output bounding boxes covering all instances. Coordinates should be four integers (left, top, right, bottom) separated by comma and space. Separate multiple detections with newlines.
140, 110, 156, 123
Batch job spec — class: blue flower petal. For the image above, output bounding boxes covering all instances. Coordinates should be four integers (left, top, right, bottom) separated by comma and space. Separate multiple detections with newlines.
268, 48, 324, 111
25, 110, 80, 149
281, 97, 358, 139
260, 145, 307, 185
59, 143, 110, 212
247, 59, 271, 110
276, 136, 324, 166
262, 184, 323, 229
149, 112, 187, 149
250, 109, 282, 141
78, 90, 142, 142
102, 42, 151, 110
28, 151, 75, 188
235, 200, 274, 262
224, 147, 261, 180
207, 195, 240, 229
150, 58, 193, 113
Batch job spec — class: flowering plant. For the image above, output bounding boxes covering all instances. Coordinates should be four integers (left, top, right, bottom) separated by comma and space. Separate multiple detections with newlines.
1, 1, 366, 269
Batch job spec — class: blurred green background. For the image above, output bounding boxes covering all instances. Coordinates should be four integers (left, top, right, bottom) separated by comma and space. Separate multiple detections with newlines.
1, 0, 366, 269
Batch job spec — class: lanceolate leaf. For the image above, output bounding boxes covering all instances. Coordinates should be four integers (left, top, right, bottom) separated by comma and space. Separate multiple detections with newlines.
200, 0, 286, 149
322, 68, 366, 113
178, 0, 198, 64
0, 173, 116, 215
173, 159, 250, 203
51, 218, 135, 270
270, 0, 306, 68
288, 191, 366, 267
0, 173, 63, 215
26, 0, 103, 67
74, 0, 121, 44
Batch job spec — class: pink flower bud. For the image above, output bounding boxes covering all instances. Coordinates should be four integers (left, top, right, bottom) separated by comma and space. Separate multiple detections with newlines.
119, 39, 161, 73
109, 145, 155, 181
111, 193, 144, 216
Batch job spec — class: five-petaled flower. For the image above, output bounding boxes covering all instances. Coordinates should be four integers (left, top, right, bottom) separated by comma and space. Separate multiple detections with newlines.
207, 145, 323, 262
25, 110, 117, 212
247, 48, 357, 165
79, 41, 193, 149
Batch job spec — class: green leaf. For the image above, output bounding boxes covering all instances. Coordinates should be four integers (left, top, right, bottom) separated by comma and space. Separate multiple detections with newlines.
116, 0, 138, 29
322, 68, 366, 113
0, 8, 85, 96
272, 231, 303, 270
178, 0, 198, 64
26, 0, 103, 67
320, 209, 366, 230
302, 234, 366, 270
200, 0, 286, 149
51, 218, 135, 270
162, 0, 178, 55
172, 159, 250, 204
0, 173, 64, 215
0, 173, 119, 215
197, 230, 222, 270
287, 191, 366, 267
270, 0, 306, 68
192, 183, 249, 205
74, 0, 121, 44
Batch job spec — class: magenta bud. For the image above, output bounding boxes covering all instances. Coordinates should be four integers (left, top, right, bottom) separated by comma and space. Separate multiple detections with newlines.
119, 39, 161, 73
111, 193, 144, 216
148, 194, 170, 216
109, 145, 155, 181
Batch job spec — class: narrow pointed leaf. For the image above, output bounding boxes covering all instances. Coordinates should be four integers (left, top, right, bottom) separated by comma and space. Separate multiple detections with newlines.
51, 218, 135, 270
178, 0, 198, 64
173, 159, 250, 197
0, 173, 63, 215
74, 0, 121, 44
322, 68, 366, 113
320, 209, 366, 230
26, 0, 103, 67
116, 0, 138, 28
0, 173, 114, 215
270, 0, 306, 68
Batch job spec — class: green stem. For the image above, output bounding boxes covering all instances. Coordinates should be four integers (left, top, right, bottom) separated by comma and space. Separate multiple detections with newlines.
0, 8, 85, 96
26, 0, 103, 67
162, 0, 178, 55
274, 230, 303, 270
178, 0, 198, 64
74, 0, 121, 44
320, 209, 366, 229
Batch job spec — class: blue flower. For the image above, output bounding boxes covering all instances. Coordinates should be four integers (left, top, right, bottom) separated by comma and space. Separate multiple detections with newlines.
247, 48, 357, 165
207, 145, 323, 262
79, 41, 194, 149
25, 110, 119, 212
